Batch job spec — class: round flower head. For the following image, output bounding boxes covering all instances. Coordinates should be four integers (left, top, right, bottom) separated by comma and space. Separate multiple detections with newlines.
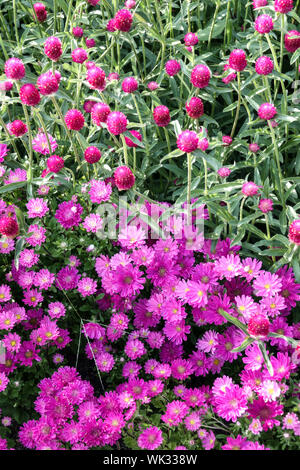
73, 26, 84, 37
190, 64, 211, 88
44, 36, 62, 61
284, 30, 300, 52
258, 198, 273, 213
19, 84, 40, 106
125, 0, 136, 7
65, 109, 85, 130
91, 102, 111, 126
0, 217, 18, 238
4, 58, 25, 80
258, 103, 277, 120
222, 135, 232, 146
198, 138, 209, 151
7, 120, 27, 137
107, 18, 117, 32
218, 167, 231, 178
86, 66, 105, 91
148, 81, 159, 91
85, 38, 96, 48
83, 100, 96, 113
242, 181, 260, 196
177, 130, 199, 153
34, 3, 47, 22
165, 60, 181, 76
114, 166, 135, 190
184, 32, 198, 46
138, 426, 163, 450
247, 314, 270, 338
87, 0, 100, 4
47, 155, 64, 173
255, 56, 274, 75
255, 14, 274, 34
37, 71, 59, 95
122, 77, 138, 93
114, 9, 133, 32
124, 130, 142, 147
84, 146, 101, 164
107, 111, 127, 135
229, 49, 247, 72
71, 48, 88, 64
253, 0, 268, 7
274, 0, 294, 13
288, 219, 300, 245
153, 105, 170, 127
185, 97, 204, 118
0, 81, 13, 92
249, 143, 260, 153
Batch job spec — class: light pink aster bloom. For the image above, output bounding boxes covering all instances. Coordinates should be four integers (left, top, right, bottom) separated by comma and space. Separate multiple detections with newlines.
118, 225, 146, 249
89, 179, 112, 203
82, 213, 103, 233
137, 426, 163, 450
26, 198, 49, 218
249, 418, 263, 435
32, 132, 58, 155
258, 380, 281, 402
197, 330, 220, 354
253, 271, 282, 297
214, 254, 242, 280
0, 284, 11, 303
77, 277, 97, 297
26, 224, 46, 247
0, 238, 15, 254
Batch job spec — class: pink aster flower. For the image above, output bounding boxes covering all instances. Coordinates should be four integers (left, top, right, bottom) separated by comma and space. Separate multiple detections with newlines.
0, 284, 11, 303
55, 200, 83, 229
124, 339, 146, 360
258, 198, 273, 213
22, 288, 43, 307
118, 225, 146, 249
114, 264, 145, 298
48, 301, 65, 319
26, 198, 49, 218
56, 266, 80, 291
138, 426, 163, 450
82, 213, 103, 233
77, 277, 97, 297
89, 179, 112, 203
26, 224, 46, 247
0, 373, 9, 392
32, 132, 58, 155
247, 397, 283, 431
34, 269, 55, 290
253, 271, 282, 297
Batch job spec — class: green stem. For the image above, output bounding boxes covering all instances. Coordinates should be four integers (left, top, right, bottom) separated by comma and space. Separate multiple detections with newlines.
164, 127, 171, 155
279, 14, 285, 74
64, 0, 73, 32
208, 0, 220, 49
230, 71, 241, 138
203, 158, 208, 196
16, 82, 33, 182
133, 147, 136, 173
239, 196, 246, 221
187, 152, 192, 207
132, 94, 149, 156
76, 64, 82, 108
0, 115, 21, 160
120, 134, 128, 166
267, 120, 286, 209
13, 0, 19, 49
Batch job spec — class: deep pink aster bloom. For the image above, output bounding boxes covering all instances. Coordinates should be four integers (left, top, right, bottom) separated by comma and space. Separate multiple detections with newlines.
253, 271, 282, 297
55, 200, 83, 229
138, 426, 163, 450
114, 264, 145, 298
247, 397, 283, 431
89, 179, 112, 203
77, 277, 97, 297
32, 132, 58, 154
56, 266, 80, 291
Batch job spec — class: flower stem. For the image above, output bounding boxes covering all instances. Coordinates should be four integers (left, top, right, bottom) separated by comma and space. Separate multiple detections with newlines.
203, 157, 208, 196
132, 94, 149, 156
267, 120, 286, 209
230, 71, 241, 138
164, 127, 171, 155
0, 115, 21, 160
208, 0, 220, 48
35, 110, 52, 155
120, 134, 128, 166
239, 196, 246, 221
187, 152, 192, 207
13, 0, 19, 50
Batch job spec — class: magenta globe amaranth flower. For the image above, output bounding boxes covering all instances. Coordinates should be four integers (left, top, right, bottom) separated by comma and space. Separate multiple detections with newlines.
288, 219, 300, 245
71, 48, 88, 64
274, 0, 294, 14
148, 81, 159, 91
284, 30, 300, 52
153, 106, 170, 127
242, 181, 260, 196
229, 49, 247, 72
121, 77, 138, 93
165, 60, 181, 76
91, 102, 111, 125
85, 38, 96, 48
247, 314, 270, 339
258, 198, 273, 213
198, 138, 209, 151
184, 33, 198, 47
258, 103, 277, 120
191, 64, 211, 88
19, 84, 41, 106
47, 155, 64, 173
218, 167, 231, 178
86, 66, 106, 90
114, 166, 135, 190
107, 111, 128, 135
255, 14, 274, 34
177, 130, 199, 153
114, 9, 133, 32
222, 135, 232, 146
255, 56, 274, 75
72, 26, 84, 37
253, 0, 268, 7
124, 130, 142, 147
44, 36, 62, 61
64, 109, 85, 130
37, 71, 59, 95
249, 143, 260, 153
4, 58, 25, 80
7, 120, 28, 137
185, 97, 204, 119
84, 146, 101, 164
0, 217, 19, 238
34, 3, 47, 22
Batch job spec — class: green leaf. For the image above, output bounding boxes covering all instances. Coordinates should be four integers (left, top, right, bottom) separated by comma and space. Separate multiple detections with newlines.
258, 342, 273, 377
231, 337, 254, 353
0, 181, 27, 194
